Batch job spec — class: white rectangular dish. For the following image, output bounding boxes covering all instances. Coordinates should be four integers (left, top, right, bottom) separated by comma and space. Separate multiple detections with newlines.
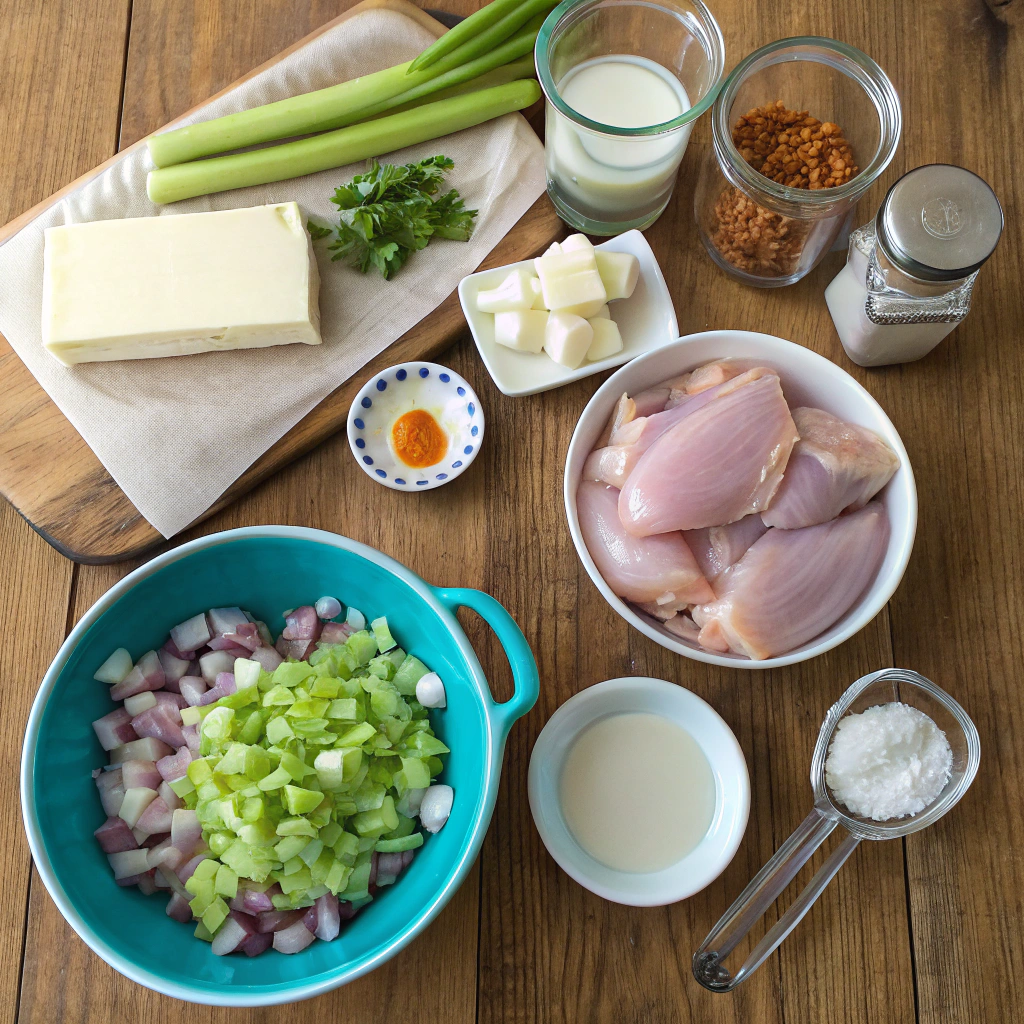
458, 230, 678, 397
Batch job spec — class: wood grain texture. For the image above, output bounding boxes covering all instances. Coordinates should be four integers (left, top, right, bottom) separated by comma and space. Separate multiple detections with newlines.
5, 0, 1023, 1022
0, 0, 560, 565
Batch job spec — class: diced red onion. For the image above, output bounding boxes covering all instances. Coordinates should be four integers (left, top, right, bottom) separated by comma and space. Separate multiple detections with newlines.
207, 635, 240, 651
135, 796, 173, 835
176, 853, 206, 884
157, 646, 191, 684
302, 905, 318, 932
224, 622, 262, 652
368, 852, 379, 888
211, 911, 258, 955
338, 900, 358, 921
171, 808, 202, 859
161, 675, 182, 695
272, 920, 315, 954
121, 759, 162, 791
136, 872, 158, 895
115, 873, 147, 887
108, 848, 151, 880
171, 613, 212, 654
110, 662, 161, 702
131, 704, 186, 750
315, 596, 342, 621
319, 622, 351, 645
255, 621, 275, 646
250, 646, 283, 672
94, 816, 139, 853
256, 910, 303, 934
157, 746, 193, 782
282, 606, 322, 642
152, 691, 188, 711
275, 636, 315, 662
207, 607, 248, 638
376, 850, 414, 878
123, 691, 157, 717
147, 838, 184, 872
92, 708, 138, 751
182, 723, 201, 752
165, 892, 192, 923
239, 888, 275, 914
140, 831, 166, 848
158, 780, 183, 811
199, 650, 236, 684
179, 676, 208, 707
109, 737, 174, 764
241, 932, 273, 957
162, 637, 188, 661
314, 893, 341, 941
95, 768, 125, 817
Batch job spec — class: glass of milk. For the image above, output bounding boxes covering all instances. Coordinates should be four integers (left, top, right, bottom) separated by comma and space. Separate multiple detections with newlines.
535, 0, 725, 234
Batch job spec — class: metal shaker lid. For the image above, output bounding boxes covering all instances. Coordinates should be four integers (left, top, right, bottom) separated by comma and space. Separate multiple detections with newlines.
875, 164, 1003, 282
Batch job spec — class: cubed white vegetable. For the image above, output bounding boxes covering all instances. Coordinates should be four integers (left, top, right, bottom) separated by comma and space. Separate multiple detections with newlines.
586, 317, 623, 361
420, 784, 454, 833
534, 240, 562, 275
476, 267, 539, 313
593, 304, 611, 320
493, 309, 548, 353
118, 786, 158, 828
535, 248, 607, 312
560, 233, 595, 255
124, 691, 158, 716
93, 648, 134, 685
233, 657, 261, 690
595, 250, 640, 300
554, 297, 608, 319
529, 275, 547, 310
544, 312, 594, 370
415, 671, 446, 709
107, 848, 152, 880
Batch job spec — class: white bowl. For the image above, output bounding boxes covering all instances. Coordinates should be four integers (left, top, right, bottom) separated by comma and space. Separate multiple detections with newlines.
564, 331, 918, 669
528, 677, 750, 906
347, 362, 483, 491
457, 230, 678, 397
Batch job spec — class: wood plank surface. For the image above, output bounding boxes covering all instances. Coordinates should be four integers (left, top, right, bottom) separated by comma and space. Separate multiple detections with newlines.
0, 0, 561, 565
3, 0, 1022, 1023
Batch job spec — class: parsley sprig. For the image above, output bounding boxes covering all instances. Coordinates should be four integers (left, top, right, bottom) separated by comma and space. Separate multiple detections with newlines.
309, 155, 478, 280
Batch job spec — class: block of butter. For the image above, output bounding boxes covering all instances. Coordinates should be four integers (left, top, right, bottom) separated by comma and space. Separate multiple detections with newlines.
42, 202, 322, 365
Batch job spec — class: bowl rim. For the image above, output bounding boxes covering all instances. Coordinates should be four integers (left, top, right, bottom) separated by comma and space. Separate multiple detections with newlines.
346, 361, 485, 491
563, 330, 918, 668
527, 676, 750, 905
20, 525, 503, 1006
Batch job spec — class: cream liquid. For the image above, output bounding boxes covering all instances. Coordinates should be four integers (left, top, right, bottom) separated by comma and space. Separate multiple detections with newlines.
559, 712, 716, 873
547, 56, 692, 219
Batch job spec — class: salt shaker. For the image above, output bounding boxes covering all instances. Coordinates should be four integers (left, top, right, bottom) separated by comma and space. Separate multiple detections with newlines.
825, 164, 1002, 367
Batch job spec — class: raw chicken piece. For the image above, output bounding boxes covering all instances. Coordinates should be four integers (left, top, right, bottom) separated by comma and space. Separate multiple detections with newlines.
585, 367, 776, 489
619, 370, 799, 535
595, 393, 636, 449
684, 514, 769, 583
665, 359, 751, 408
631, 374, 691, 417
576, 480, 714, 605
692, 502, 890, 660
662, 612, 701, 643
762, 408, 899, 529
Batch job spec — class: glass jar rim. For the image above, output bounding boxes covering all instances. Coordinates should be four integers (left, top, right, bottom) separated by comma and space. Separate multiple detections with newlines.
535, 0, 726, 137
712, 36, 902, 207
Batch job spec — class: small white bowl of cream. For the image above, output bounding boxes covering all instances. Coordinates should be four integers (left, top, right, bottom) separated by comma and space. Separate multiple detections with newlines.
528, 677, 749, 906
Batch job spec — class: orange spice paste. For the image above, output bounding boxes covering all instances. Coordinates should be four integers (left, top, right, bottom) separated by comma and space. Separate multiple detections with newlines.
391, 409, 448, 468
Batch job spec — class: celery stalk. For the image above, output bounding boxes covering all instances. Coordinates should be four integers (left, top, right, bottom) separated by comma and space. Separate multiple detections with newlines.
308, 21, 541, 132
407, 0, 526, 74
147, 80, 541, 204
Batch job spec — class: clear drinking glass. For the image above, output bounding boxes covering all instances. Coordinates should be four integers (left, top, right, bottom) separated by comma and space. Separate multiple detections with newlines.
692, 669, 980, 992
694, 37, 901, 286
535, 0, 725, 235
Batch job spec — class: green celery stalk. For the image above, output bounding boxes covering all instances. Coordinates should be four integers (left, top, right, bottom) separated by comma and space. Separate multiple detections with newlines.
147, 80, 541, 205
308, 22, 541, 132
381, 56, 535, 117
408, 0, 526, 74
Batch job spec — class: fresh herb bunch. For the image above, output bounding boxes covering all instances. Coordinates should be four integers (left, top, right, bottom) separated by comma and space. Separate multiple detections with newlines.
309, 155, 477, 280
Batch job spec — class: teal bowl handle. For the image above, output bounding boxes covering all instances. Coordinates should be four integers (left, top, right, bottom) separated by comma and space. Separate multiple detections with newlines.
432, 587, 539, 737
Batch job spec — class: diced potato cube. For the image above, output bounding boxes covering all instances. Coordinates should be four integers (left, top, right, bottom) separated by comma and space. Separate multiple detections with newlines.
535, 249, 607, 313
493, 309, 548, 353
560, 233, 595, 255
557, 297, 608, 319
476, 268, 539, 313
543, 312, 593, 370
534, 240, 562, 275
529, 276, 547, 310
593, 304, 611, 320
586, 317, 623, 361
595, 251, 640, 300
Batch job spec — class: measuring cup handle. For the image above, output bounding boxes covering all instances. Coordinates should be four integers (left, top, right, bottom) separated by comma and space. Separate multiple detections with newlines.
693, 810, 861, 992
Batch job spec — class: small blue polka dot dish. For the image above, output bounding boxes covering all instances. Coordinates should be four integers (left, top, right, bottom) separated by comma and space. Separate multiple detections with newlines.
347, 362, 485, 491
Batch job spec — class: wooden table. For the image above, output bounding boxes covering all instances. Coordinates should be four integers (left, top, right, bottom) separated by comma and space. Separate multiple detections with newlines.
1, 0, 1021, 1021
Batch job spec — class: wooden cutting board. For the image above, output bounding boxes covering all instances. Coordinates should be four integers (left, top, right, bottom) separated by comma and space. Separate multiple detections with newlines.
0, 0, 562, 565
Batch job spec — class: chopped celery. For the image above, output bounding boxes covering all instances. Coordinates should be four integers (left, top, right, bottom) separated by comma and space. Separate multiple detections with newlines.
265, 716, 294, 745
194, 921, 215, 942
276, 817, 318, 838
334, 831, 360, 864
393, 654, 429, 695
375, 832, 424, 853
262, 685, 294, 707
336, 722, 376, 747
215, 864, 238, 898
371, 616, 396, 652
257, 766, 291, 792
168, 775, 195, 798
283, 785, 323, 815
202, 897, 230, 933
298, 839, 324, 867
326, 698, 359, 720
310, 677, 340, 698
272, 662, 316, 688
346, 631, 378, 667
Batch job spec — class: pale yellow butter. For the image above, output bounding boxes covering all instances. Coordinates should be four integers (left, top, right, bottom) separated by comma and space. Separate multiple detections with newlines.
42, 202, 322, 365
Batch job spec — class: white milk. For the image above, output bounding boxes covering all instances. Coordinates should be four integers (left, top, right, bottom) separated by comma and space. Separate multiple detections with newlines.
559, 711, 716, 873
547, 56, 691, 223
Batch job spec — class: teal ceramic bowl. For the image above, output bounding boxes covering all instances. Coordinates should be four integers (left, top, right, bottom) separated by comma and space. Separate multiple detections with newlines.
21, 526, 538, 1006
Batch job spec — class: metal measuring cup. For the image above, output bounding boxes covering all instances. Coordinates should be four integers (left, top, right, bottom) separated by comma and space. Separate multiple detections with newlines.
693, 668, 981, 992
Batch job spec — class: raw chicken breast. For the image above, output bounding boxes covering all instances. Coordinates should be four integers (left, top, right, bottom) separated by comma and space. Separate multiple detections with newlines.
665, 359, 751, 408
619, 370, 799, 535
761, 407, 900, 529
585, 367, 777, 489
692, 502, 890, 660
576, 480, 714, 605
684, 514, 769, 583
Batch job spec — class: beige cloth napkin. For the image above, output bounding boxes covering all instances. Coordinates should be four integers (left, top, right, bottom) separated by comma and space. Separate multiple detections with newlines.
0, 8, 546, 538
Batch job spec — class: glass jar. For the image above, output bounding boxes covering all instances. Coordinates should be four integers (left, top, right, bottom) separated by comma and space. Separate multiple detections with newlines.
825, 164, 1003, 366
535, 0, 725, 235
694, 37, 901, 287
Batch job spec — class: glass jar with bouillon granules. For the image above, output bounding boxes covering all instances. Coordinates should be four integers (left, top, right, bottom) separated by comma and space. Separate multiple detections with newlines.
693, 37, 901, 288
